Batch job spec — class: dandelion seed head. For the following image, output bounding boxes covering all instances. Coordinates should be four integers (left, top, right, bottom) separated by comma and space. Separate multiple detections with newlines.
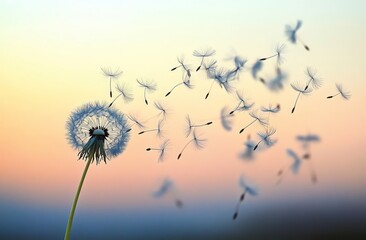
66, 102, 129, 164
101, 67, 123, 79
193, 48, 216, 58
137, 78, 157, 92
158, 139, 170, 161
336, 83, 351, 100
305, 67, 322, 89
257, 127, 276, 146
192, 130, 206, 150
249, 111, 268, 126
220, 106, 234, 131
154, 101, 169, 120
275, 43, 286, 65
291, 82, 313, 95
127, 113, 145, 129
116, 83, 134, 103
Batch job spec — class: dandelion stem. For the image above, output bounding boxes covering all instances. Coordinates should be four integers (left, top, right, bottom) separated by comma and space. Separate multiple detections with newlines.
177, 138, 194, 159
109, 93, 122, 107
327, 92, 340, 99
64, 156, 92, 240
291, 92, 302, 113
239, 119, 257, 134
205, 80, 215, 99
166, 82, 184, 97
230, 101, 243, 114
260, 54, 277, 61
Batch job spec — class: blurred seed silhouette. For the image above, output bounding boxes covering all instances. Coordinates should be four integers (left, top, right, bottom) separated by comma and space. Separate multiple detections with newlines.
290, 81, 313, 113
251, 60, 263, 80
177, 130, 206, 160
101, 67, 123, 98
230, 55, 247, 79
230, 91, 255, 115
296, 133, 320, 184
153, 178, 184, 208
220, 106, 234, 131
285, 20, 310, 51
203, 59, 217, 76
108, 83, 134, 107
232, 174, 258, 220
146, 139, 170, 162
138, 119, 164, 138
260, 43, 286, 65
266, 67, 288, 92
193, 48, 216, 71
239, 111, 268, 134
165, 74, 193, 97
171, 56, 192, 78
253, 127, 276, 151
277, 149, 302, 185
239, 135, 256, 160
327, 83, 351, 100
185, 115, 213, 137
136, 78, 157, 105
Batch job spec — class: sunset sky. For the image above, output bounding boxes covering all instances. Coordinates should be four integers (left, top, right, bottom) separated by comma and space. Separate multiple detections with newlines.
1, 0, 365, 239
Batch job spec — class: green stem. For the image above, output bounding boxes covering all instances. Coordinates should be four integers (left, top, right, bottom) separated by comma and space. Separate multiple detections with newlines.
64, 157, 92, 240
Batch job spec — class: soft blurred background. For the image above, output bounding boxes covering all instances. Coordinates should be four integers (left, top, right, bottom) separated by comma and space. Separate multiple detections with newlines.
1, 0, 365, 239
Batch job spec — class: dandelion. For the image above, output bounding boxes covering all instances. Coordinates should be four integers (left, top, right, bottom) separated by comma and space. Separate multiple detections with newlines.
138, 119, 165, 138
193, 48, 216, 71
108, 83, 134, 107
171, 56, 192, 78
153, 178, 184, 208
230, 91, 254, 115
143, 101, 170, 123
253, 127, 276, 151
101, 67, 123, 98
327, 83, 351, 100
136, 78, 157, 105
220, 106, 234, 131
184, 115, 213, 137
65, 102, 129, 239
239, 135, 256, 160
165, 74, 193, 97
177, 130, 206, 160
146, 139, 170, 162
290, 81, 313, 113
203, 59, 217, 77
259, 43, 286, 65
277, 149, 302, 185
251, 60, 263, 80
239, 111, 268, 134
285, 20, 310, 51
232, 174, 258, 220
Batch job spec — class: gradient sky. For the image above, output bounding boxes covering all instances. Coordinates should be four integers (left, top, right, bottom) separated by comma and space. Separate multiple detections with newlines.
1, 0, 366, 239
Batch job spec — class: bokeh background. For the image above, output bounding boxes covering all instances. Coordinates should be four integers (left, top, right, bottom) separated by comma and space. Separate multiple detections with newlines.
1, 0, 365, 239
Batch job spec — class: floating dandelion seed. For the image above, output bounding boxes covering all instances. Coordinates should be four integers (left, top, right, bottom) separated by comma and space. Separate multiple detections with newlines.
239, 135, 256, 160
261, 104, 280, 120
153, 179, 184, 208
239, 111, 268, 134
296, 133, 320, 181
260, 43, 286, 65
65, 102, 129, 239
203, 59, 217, 77
177, 130, 206, 160
171, 56, 192, 78
136, 78, 157, 105
304, 67, 322, 90
184, 115, 213, 137
154, 101, 169, 121
138, 119, 165, 138
251, 60, 263, 80
205, 67, 234, 99
108, 83, 134, 107
232, 174, 258, 220
146, 139, 170, 162
253, 127, 276, 151
101, 67, 123, 98
290, 81, 313, 113
125, 113, 146, 133
327, 83, 351, 100
220, 106, 234, 131
277, 149, 303, 185
165, 74, 193, 97
230, 91, 254, 115
193, 48, 216, 71
285, 20, 310, 51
